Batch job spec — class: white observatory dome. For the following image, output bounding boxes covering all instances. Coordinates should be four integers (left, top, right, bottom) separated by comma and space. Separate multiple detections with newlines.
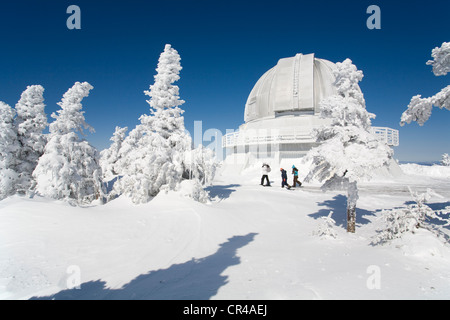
244, 53, 338, 123
222, 52, 399, 170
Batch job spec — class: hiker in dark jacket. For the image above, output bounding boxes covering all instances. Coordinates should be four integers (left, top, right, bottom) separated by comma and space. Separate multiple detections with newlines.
292, 165, 302, 187
280, 168, 291, 189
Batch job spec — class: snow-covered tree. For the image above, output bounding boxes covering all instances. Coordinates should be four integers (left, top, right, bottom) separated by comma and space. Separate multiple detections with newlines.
115, 44, 192, 204
0, 102, 20, 200
49, 82, 95, 136
313, 211, 338, 239
401, 42, 450, 126
427, 42, 450, 76
441, 153, 450, 166
177, 179, 211, 204
100, 126, 128, 181
33, 82, 104, 205
184, 144, 220, 186
14, 85, 48, 193
373, 188, 450, 244
305, 59, 393, 233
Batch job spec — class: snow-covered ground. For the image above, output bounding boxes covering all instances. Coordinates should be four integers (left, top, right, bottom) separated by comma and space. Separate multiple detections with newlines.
400, 163, 450, 179
1, 164, 450, 300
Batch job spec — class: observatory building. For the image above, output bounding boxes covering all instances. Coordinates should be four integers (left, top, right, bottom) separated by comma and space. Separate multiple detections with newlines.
222, 53, 399, 166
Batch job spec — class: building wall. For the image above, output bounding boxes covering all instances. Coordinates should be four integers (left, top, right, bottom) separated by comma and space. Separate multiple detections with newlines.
226, 142, 318, 163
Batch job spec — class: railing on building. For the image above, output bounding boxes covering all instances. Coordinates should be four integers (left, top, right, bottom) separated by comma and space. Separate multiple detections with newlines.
222, 126, 399, 148
371, 127, 400, 147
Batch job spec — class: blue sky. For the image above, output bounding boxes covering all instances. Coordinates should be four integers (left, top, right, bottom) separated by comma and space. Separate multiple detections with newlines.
0, 0, 448, 162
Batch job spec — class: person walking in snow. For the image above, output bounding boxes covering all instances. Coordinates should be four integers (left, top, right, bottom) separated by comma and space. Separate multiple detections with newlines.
261, 163, 271, 186
292, 165, 302, 187
280, 168, 291, 189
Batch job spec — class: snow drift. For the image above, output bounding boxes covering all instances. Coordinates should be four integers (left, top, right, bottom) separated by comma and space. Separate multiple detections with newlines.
1, 163, 450, 300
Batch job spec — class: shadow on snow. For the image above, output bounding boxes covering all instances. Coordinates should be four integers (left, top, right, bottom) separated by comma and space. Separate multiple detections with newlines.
205, 184, 240, 200
31, 233, 257, 300
309, 194, 378, 228
418, 201, 450, 230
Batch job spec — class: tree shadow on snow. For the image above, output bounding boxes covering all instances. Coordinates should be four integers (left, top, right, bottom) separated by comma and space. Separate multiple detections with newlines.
205, 184, 240, 200
309, 194, 378, 228
418, 201, 450, 230
30, 233, 257, 300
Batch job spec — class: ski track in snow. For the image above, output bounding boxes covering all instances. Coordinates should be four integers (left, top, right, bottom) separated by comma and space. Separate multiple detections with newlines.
1, 167, 450, 300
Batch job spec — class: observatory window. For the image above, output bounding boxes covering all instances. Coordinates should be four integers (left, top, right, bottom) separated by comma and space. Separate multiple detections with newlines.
247, 100, 256, 117
275, 110, 314, 117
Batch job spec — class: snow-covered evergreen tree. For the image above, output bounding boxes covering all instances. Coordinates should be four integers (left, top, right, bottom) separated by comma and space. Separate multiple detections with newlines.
305, 59, 393, 233
33, 82, 104, 205
401, 42, 450, 126
0, 102, 20, 200
441, 153, 450, 166
49, 82, 95, 136
313, 211, 338, 239
427, 41, 450, 76
373, 188, 450, 244
115, 44, 192, 204
184, 144, 220, 186
177, 179, 211, 204
100, 126, 128, 181
14, 85, 48, 193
